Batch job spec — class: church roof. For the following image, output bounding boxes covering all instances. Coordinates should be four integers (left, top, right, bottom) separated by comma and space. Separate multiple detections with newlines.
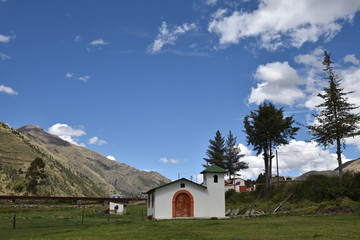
145, 178, 206, 194
200, 164, 227, 174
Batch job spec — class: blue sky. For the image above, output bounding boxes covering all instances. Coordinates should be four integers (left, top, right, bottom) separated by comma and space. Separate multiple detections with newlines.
2, 0, 360, 181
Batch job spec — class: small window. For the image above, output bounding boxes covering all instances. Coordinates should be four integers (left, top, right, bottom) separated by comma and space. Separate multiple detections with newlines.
214, 175, 218, 183
148, 194, 151, 208
180, 182, 185, 188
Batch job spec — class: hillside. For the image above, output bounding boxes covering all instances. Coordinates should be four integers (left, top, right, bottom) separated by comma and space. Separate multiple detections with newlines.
0, 122, 170, 197
296, 158, 360, 181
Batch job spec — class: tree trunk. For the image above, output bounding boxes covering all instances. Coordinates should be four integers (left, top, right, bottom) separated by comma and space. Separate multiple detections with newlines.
269, 145, 272, 186
336, 137, 343, 189
264, 149, 269, 187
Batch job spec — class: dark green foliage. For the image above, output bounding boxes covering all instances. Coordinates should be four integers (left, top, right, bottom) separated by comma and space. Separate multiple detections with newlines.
13, 179, 27, 193
203, 130, 226, 168
308, 51, 360, 189
293, 175, 340, 203
225, 130, 248, 178
342, 172, 360, 201
25, 157, 47, 195
293, 172, 360, 202
226, 173, 360, 206
226, 189, 254, 204
256, 173, 266, 183
244, 102, 299, 186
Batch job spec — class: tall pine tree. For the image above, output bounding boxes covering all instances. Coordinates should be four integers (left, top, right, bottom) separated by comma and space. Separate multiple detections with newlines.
225, 130, 248, 179
203, 130, 226, 169
308, 51, 360, 189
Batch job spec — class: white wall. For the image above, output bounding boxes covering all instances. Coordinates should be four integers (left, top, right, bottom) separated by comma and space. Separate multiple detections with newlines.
149, 175, 225, 220
109, 202, 125, 214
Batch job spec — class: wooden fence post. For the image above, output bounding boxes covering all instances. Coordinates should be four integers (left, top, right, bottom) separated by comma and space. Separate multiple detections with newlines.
13, 214, 16, 229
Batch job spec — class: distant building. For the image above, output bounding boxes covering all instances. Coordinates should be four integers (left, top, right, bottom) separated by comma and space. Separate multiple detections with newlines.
146, 165, 226, 220
109, 202, 126, 215
109, 194, 124, 199
270, 175, 294, 185
224, 178, 249, 192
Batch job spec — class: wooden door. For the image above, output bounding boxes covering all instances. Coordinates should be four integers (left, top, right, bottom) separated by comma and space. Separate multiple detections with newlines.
175, 193, 191, 217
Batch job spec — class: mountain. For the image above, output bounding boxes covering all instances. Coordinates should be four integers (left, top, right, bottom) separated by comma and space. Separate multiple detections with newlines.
295, 158, 360, 181
334, 158, 360, 172
295, 170, 339, 181
0, 122, 170, 197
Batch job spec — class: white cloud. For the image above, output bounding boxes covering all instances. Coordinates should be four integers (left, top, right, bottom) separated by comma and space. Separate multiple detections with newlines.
294, 49, 360, 111
237, 141, 351, 180
74, 35, 81, 42
0, 34, 11, 43
65, 72, 73, 78
0, 84, 18, 95
344, 54, 360, 65
0, 53, 11, 60
48, 123, 86, 146
192, 174, 204, 184
248, 61, 305, 105
338, 67, 360, 109
206, 0, 217, 6
89, 39, 109, 46
65, 73, 89, 83
107, 155, 116, 161
148, 21, 196, 53
159, 157, 180, 164
89, 136, 107, 146
78, 75, 90, 82
89, 136, 98, 145
208, 0, 360, 50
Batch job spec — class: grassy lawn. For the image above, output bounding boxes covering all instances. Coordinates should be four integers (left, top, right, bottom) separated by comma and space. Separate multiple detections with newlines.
1, 204, 360, 240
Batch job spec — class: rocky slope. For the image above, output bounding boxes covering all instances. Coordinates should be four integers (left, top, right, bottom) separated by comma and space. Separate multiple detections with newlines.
0, 122, 170, 197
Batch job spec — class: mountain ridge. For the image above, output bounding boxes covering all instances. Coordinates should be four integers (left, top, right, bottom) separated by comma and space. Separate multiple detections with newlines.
0, 121, 170, 197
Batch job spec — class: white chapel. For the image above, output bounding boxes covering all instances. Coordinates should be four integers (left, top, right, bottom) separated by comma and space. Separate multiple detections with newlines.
146, 164, 226, 220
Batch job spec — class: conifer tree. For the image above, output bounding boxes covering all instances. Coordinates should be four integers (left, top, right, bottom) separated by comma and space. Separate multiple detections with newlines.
203, 130, 226, 169
308, 51, 360, 189
225, 130, 248, 179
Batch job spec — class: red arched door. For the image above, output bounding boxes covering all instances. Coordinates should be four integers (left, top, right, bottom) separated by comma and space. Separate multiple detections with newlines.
172, 190, 194, 218
175, 193, 190, 217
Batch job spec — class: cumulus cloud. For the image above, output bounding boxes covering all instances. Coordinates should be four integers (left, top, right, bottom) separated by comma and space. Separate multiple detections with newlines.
107, 155, 116, 161
237, 141, 351, 180
89, 39, 109, 46
248, 61, 305, 105
159, 157, 180, 164
208, 0, 360, 50
344, 54, 360, 65
293, 49, 360, 111
0, 34, 11, 43
89, 136, 107, 146
148, 21, 196, 53
0, 84, 18, 95
48, 123, 86, 146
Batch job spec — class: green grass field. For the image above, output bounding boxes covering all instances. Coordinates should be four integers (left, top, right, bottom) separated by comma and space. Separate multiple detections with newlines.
1, 204, 360, 240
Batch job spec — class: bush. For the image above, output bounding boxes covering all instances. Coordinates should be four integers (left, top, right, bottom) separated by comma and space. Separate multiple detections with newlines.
342, 172, 360, 201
